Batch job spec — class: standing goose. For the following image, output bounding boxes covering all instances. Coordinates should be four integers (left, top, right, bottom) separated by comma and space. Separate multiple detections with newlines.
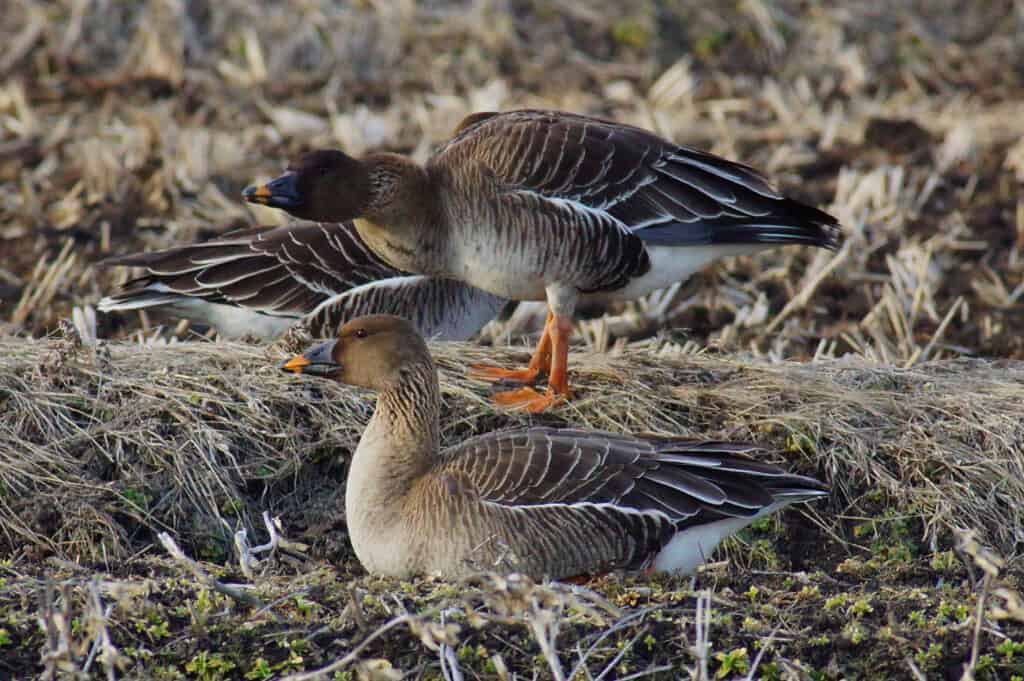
98, 221, 506, 340
248, 110, 842, 411
281, 314, 828, 580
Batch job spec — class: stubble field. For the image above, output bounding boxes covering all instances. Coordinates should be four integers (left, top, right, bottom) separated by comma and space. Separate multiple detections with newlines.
1, 1, 1023, 679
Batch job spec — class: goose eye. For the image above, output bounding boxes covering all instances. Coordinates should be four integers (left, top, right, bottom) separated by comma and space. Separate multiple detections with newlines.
354, 328, 368, 339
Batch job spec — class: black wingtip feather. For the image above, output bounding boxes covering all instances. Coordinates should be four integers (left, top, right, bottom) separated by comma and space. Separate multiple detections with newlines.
635, 198, 842, 251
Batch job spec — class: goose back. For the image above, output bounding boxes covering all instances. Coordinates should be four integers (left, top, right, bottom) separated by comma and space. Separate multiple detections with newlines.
421, 109, 840, 301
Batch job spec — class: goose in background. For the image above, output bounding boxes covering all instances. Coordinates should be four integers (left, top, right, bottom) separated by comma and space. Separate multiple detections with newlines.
98, 220, 507, 340
247, 110, 841, 411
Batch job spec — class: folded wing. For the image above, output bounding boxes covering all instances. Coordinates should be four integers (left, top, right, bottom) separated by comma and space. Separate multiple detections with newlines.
435, 109, 840, 251
439, 427, 827, 571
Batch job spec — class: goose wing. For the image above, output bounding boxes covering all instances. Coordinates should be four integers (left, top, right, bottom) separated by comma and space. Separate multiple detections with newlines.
440, 427, 824, 521
99, 221, 506, 340
434, 109, 840, 250
306, 275, 507, 340
99, 221, 397, 319
437, 427, 825, 572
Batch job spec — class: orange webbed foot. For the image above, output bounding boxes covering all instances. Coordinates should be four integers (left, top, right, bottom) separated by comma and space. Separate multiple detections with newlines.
491, 386, 567, 413
471, 312, 555, 387
468, 364, 544, 385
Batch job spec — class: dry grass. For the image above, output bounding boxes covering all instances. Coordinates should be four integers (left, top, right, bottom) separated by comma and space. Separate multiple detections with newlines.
2, 331, 1024, 678
1, 0, 1021, 362
3, 331, 1023, 562
3, 0, 1024, 678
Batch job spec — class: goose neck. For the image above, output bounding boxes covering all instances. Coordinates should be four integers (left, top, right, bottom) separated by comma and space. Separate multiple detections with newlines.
358, 359, 441, 477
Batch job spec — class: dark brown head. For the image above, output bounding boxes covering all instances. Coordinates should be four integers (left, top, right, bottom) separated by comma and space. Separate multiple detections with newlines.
280, 314, 431, 391
243, 149, 428, 224
243, 150, 369, 222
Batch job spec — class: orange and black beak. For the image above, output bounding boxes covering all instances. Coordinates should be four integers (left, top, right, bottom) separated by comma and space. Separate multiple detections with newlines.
243, 171, 302, 211
280, 339, 340, 378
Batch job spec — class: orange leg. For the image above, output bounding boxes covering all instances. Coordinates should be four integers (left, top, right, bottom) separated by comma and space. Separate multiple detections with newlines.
547, 314, 571, 396
469, 312, 553, 385
492, 314, 572, 413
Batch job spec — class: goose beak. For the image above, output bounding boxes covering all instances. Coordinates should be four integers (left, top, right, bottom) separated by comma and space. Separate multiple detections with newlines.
280, 354, 311, 373
244, 171, 302, 210
280, 340, 340, 378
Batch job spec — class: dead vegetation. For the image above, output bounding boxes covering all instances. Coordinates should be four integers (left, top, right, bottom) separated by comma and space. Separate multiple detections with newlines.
2, 0, 1024, 678
2, 335, 1024, 678
1, 0, 1021, 362
2, 332, 1023, 563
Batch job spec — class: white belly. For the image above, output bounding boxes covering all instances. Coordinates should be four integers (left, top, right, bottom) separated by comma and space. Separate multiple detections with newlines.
452, 246, 550, 301
454, 242, 766, 304
597, 243, 764, 302
169, 300, 295, 339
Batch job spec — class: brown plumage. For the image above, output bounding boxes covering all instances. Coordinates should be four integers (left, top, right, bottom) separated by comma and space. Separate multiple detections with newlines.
98, 221, 506, 340
249, 110, 842, 411
281, 314, 828, 580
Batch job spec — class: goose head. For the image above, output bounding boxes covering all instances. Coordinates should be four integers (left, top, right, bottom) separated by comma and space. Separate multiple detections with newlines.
243, 149, 428, 225
281, 314, 430, 391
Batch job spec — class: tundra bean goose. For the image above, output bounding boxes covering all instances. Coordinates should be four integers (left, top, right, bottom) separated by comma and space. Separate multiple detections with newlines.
248, 110, 843, 411
280, 314, 828, 580
98, 221, 506, 340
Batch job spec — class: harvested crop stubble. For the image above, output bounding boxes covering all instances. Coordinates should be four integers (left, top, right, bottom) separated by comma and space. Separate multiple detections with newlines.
4, 331, 1024, 678
3, 0, 1024, 676
1, 332, 1022, 563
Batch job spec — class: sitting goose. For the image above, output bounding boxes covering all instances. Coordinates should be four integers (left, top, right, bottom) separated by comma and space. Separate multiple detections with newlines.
248, 110, 842, 411
281, 314, 828, 580
98, 221, 506, 340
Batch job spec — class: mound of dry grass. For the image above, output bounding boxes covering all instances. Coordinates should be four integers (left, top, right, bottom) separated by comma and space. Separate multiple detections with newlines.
2, 328, 1022, 562
2, 329, 1024, 678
